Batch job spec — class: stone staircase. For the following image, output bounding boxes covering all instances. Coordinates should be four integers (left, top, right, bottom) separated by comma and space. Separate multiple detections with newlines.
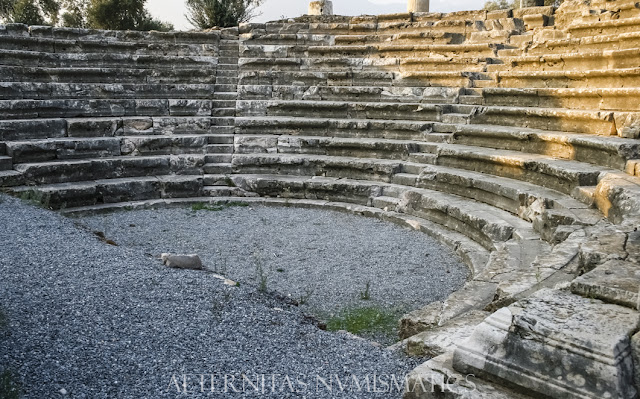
1, 2, 640, 398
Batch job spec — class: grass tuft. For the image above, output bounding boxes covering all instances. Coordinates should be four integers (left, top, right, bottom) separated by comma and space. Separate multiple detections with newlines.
326, 306, 397, 336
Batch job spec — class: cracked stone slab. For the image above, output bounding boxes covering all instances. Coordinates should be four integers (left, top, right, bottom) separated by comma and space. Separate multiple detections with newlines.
571, 259, 640, 309
453, 288, 640, 399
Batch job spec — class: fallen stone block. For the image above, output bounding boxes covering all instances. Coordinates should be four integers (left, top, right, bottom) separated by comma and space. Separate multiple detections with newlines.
161, 253, 204, 270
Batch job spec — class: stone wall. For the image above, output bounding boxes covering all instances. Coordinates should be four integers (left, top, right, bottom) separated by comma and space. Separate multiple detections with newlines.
2, 1, 640, 397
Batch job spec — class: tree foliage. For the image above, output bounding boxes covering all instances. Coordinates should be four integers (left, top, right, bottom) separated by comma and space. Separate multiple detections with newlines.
186, 0, 262, 29
0, 0, 60, 25
85, 0, 172, 30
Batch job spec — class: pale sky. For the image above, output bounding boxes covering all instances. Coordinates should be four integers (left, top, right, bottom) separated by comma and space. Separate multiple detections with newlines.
146, 0, 483, 31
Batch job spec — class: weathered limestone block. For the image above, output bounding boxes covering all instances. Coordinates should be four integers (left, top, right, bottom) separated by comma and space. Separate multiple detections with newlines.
153, 117, 211, 134
96, 178, 161, 203
453, 289, 640, 399
161, 253, 204, 270
405, 310, 489, 358
399, 301, 443, 340
579, 225, 628, 272
168, 100, 212, 117
121, 118, 153, 135
571, 260, 640, 308
67, 118, 121, 138
0, 119, 66, 141
615, 112, 640, 139
135, 99, 169, 116
308, 1, 333, 16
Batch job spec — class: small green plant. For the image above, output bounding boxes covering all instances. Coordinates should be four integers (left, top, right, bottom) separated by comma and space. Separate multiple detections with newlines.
0, 369, 20, 399
253, 251, 268, 293
276, 268, 285, 273
224, 176, 236, 187
18, 189, 51, 209
326, 306, 397, 336
298, 288, 314, 305
359, 281, 372, 300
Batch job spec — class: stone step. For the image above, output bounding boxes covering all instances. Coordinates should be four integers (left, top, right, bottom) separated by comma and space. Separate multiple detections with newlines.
212, 117, 235, 127
0, 65, 218, 84
441, 113, 469, 124
215, 77, 238, 85
214, 84, 237, 92
404, 352, 537, 399
459, 95, 484, 105
230, 172, 539, 250
0, 49, 218, 69
6, 135, 213, 163
496, 67, 640, 89
207, 135, 234, 144
453, 288, 640, 399
45, 115, 211, 139
238, 69, 395, 86
218, 57, 238, 65
434, 143, 607, 195
203, 185, 256, 197
0, 98, 214, 120
0, 82, 217, 100
468, 104, 625, 136
570, 259, 640, 308
234, 116, 449, 141
6, 175, 204, 209
217, 63, 238, 71
240, 99, 442, 121
205, 153, 233, 163
216, 69, 237, 78
451, 123, 640, 171
203, 163, 233, 174
12, 154, 204, 185
0, 35, 218, 56
210, 126, 235, 134
207, 143, 234, 154
212, 107, 235, 117
24, 25, 221, 43
490, 47, 640, 72
212, 99, 237, 108
333, 31, 464, 45
481, 87, 640, 111
212, 92, 238, 100
203, 174, 231, 186
567, 16, 640, 38
526, 31, 640, 55
238, 84, 462, 104
0, 155, 12, 171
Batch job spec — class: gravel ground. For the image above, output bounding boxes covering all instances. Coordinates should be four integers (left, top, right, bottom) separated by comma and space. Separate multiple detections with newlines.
0, 195, 468, 398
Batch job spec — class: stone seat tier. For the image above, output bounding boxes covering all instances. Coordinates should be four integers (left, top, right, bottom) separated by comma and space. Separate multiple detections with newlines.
525, 31, 640, 55
495, 67, 640, 88
227, 171, 539, 251
5, 24, 223, 44
239, 42, 497, 58
0, 66, 218, 84
235, 115, 448, 141
567, 15, 640, 37
333, 31, 464, 45
0, 49, 218, 69
1, 154, 204, 187
0, 82, 217, 100
0, 99, 215, 120
235, 113, 640, 171
239, 33, 334, 46
239, 54, 493, 73
229, 146, 605, 201
7, 175, 204, 209
233, 134, 601, 226
5, 134, 213, 164
241, 99, 443, 121
489, 47, 640, 73
238, 69, 478, 88
480, 87, 640, 111
451, 123, 640, 172
0, 34, 218, 56
0, 116, 215, 141
238, 84, 462, 103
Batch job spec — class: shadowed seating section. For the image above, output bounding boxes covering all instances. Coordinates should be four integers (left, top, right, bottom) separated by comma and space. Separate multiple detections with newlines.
2, 0, 640, 397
